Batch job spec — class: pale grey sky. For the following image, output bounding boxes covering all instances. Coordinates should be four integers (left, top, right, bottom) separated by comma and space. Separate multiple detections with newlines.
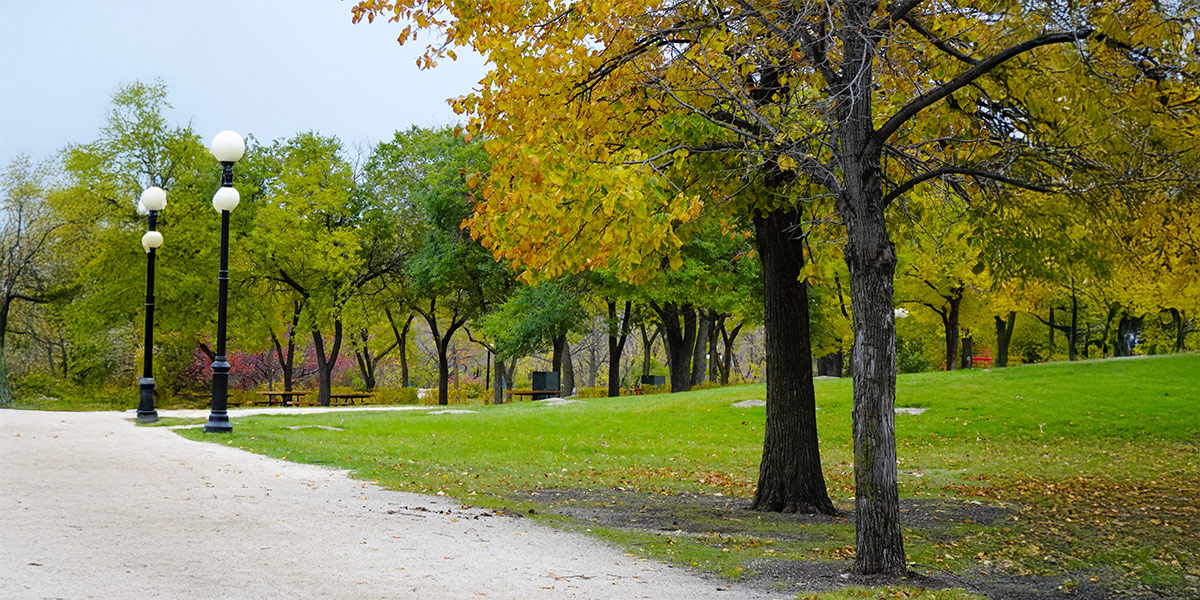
0, 0, 487, 165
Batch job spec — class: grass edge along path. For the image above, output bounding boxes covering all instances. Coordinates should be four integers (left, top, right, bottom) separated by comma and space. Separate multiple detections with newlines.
176, 355, 1200, 599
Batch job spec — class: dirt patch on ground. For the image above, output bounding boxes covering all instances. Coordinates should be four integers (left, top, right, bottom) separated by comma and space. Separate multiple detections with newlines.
519, 488, 1170, 599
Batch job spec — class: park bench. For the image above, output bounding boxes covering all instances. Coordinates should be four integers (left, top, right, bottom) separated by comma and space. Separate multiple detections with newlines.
253, 391, 311, 406
510, 389, 561, 401
328, 392, 374, 406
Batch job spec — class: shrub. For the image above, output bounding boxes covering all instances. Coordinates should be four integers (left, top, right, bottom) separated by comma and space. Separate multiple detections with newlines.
423, 380, 488, 405
575, 387, 609, 398
640, 383, 670, 395
373, 387, 418, 405
11, 379, 131, 412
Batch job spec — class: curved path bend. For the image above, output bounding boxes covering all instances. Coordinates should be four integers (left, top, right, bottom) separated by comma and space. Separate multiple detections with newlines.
0, 409, 774, 600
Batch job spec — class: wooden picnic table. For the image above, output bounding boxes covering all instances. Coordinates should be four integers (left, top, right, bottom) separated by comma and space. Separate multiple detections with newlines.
254, 391, 311, 406
328, 392, 375, 406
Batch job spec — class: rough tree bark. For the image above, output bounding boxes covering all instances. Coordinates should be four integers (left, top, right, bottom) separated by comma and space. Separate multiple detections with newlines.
835, 2, 905, 570
750, 209, 836, 515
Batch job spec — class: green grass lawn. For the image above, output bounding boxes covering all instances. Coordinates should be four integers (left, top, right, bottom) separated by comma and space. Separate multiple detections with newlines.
177, 354, 1200, 599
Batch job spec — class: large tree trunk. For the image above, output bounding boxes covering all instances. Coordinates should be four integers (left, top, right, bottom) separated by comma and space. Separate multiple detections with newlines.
751, 209, 836, 515
311, 321, 343, 407
835, 11, 906, 568
842, 205, 905, 575
607, 300, 632, 397
960, 335, 974, 369
652, 302, 696, 392
994, 312, 1016, 368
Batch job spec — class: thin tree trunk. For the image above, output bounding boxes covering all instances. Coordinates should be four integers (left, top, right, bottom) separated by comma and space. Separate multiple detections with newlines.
720, 320, 743, 385
690, 309, 711, 387
708, 311, 720, 383
608, 300, 632, 397
960, 335, 973, 369
639, 322, 659, 378
1100, 304, 1118, 357
311, 321, 343, 407
1048, 306, 1057, 359
436, 338, 450, 406
385, 308, 413, 387
1068, 291, 1079, 361
751, 209, 836, 515
941, 291, 962, 370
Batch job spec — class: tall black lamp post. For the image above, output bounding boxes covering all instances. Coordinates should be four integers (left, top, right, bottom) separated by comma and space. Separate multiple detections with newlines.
204, 130, 245, 434
136, 186, 167, 424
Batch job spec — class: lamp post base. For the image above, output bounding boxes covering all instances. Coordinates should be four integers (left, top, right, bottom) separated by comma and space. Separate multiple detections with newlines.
203, 413, 232, 433
205, 358, 233, 433
136, 377, 159, 424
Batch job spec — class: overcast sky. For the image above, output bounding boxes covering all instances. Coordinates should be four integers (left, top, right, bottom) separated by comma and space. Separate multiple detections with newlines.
0, 0, 487, 165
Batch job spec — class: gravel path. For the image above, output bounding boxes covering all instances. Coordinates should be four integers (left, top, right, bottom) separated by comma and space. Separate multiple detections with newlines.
0, 409, 776, 599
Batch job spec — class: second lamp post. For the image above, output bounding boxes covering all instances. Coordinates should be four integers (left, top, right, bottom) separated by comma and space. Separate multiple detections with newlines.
203, 130, 245, 434
136, 186, 166, 424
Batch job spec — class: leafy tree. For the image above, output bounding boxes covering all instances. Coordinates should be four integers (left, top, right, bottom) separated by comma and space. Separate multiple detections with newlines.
482, 276, 589, 391
354, 0, 1200, 575
0, 157, 69, 404
55, 80, 219, 392
371, 127, 510, 405
248, 132, 397, 406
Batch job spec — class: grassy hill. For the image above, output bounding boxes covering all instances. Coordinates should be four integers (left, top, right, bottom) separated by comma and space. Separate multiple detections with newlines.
178, 354, 1200, 599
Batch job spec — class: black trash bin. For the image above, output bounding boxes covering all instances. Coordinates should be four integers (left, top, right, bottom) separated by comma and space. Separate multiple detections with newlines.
531, 371, 560, 401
